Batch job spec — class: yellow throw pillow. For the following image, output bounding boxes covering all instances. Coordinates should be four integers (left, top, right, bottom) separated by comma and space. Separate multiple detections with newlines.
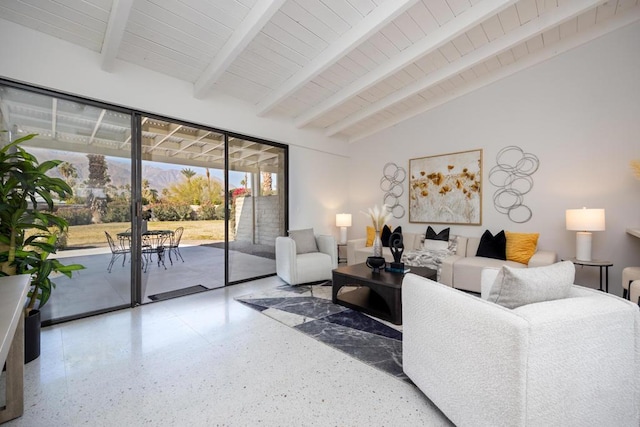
366, 226, 375, 247
506, 231, 539, 264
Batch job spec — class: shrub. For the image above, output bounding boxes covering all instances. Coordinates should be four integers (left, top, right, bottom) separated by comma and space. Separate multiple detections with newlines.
151, 203, 193, 221
103, 203, 131, 223
56, 206, 93, 226
197, 203, 224, 220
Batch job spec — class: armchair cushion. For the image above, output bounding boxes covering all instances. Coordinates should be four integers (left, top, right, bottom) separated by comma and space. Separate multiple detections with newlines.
487, 261, 575, 309
288, 228, 318, 254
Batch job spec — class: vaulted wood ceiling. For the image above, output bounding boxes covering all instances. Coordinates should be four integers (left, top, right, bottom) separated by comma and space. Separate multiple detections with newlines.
1, 0, 639, 143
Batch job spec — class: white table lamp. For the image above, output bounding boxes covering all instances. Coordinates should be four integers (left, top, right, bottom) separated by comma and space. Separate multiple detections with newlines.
336, 213, 352, 244
566, 207, 605, 261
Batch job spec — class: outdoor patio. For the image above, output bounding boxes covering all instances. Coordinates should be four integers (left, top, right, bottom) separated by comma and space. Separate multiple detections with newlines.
42, 241, 276, 322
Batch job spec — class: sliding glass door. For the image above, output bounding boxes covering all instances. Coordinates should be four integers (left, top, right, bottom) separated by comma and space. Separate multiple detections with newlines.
0, 84, 133, 323
227, 136, 286, 283
0, 80, 288, 323
137, 116, 226, 301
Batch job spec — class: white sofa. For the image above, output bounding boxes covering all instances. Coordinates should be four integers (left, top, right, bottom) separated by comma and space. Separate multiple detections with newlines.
440, 235, 556, 293
348, 233, 557, 293
402, 271, 640, 427
275, 235, 337, 285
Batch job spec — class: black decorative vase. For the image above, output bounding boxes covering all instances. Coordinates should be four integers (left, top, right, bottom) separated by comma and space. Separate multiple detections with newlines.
24, 309, 41, 363
366, 256, 386, 273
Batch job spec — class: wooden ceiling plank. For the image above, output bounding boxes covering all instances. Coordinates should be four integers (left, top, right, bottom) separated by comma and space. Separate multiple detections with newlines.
451, 33, 475, 55
408, 1, 441, 35
322, 0, 364, 26
394, 11, 428, 43
497, 5, 521, 32
481, 14, 506, 41
101, 0, 134, 72
427, 0, 456, 25
327, 0, 607, 137
193, 0, 286, 98
255, 0, 419, 116
380, 22, 413, 51
295, 0, 516, 128
516, 0, 540, 24
447, 0, 473, 17
348, 3, 639, 142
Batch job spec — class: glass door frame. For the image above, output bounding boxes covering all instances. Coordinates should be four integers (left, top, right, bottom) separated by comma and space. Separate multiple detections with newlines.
1, 77, 289, 317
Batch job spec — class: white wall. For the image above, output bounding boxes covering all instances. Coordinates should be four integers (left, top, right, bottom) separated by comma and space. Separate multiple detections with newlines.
289, 146, 350, 239
348, 22, 640, 296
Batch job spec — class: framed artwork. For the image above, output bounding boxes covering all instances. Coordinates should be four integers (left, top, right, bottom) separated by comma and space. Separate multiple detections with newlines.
409, 149, 482, 225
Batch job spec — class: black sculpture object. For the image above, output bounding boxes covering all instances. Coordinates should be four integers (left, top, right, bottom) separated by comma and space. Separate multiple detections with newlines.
389, 232, 404, 270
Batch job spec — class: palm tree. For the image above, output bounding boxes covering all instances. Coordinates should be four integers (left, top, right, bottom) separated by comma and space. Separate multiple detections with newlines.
181, 168, 196, 182
59, 161, 78, 189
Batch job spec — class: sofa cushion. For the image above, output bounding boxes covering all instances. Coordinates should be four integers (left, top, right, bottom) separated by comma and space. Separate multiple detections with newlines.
381, 225, 401, 247
423, 239, 449, 251
426, 226, 449, 241
476, 230, 506, 260
487, 261, 575, 309
366, 226, 376, 246
453, 256, 524, 293
288, 228, 318, 254
506, 231, 539, 264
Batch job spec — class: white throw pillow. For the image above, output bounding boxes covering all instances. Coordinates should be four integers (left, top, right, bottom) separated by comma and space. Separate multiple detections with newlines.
423, 239, 449, 251
288, 228, 318, 254
487, 261, 575, 309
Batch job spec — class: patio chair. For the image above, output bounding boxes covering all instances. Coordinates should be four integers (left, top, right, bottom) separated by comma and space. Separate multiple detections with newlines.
142, 231, 170, 272
105, 231, 130, 273
167, 227, 185, 265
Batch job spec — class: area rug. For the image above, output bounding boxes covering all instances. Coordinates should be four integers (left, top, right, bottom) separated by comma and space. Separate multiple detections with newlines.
148, 285, 208, 301
236, 283, 408, 382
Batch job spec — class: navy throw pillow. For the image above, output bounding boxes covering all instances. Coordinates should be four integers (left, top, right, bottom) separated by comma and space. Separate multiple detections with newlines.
476, 230, 506, 260
425, 226, 450, 241
381, 225, 402, 247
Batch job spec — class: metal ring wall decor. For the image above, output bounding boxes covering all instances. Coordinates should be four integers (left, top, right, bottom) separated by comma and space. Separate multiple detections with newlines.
489, 146, 539, 223
380, 162, 406, 219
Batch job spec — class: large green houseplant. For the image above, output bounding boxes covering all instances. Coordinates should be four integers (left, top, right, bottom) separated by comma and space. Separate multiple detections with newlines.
0, 133, 84, 362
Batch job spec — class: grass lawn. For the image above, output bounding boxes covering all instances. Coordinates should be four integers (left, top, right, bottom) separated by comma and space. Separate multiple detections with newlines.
66, 220, 226, 247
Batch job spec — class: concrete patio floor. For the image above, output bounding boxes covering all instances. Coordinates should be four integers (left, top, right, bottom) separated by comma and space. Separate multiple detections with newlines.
41, 241, 276, 323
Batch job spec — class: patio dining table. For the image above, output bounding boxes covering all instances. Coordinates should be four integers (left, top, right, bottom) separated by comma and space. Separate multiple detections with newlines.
116, 229, 174, 272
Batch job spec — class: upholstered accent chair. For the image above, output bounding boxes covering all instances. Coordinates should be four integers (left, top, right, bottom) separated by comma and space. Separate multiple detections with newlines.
623, 267, 640, 302
275, 231, 337, 285
402, 268, 640, 426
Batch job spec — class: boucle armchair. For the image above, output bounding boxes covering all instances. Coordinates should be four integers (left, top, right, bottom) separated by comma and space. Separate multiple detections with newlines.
402, 271, 640, 427
275, 234, 337, 285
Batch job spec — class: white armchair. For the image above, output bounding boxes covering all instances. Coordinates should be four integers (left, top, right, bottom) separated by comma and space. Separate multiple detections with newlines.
275, 234, 337, 285
402, 270, 640, 427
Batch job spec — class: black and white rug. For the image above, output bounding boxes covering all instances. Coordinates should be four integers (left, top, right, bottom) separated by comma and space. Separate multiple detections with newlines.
236, 282, 407, 382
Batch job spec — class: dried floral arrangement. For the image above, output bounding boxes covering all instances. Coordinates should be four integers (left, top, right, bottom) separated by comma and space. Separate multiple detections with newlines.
631, 159, 640, 180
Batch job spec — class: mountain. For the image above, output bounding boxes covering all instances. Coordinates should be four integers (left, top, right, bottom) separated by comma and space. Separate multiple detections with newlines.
28, 147, 223, 192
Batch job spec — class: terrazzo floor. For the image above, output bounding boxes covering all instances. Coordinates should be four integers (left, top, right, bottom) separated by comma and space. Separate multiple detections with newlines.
2, 276, 452, 426
236, 283, 407, 381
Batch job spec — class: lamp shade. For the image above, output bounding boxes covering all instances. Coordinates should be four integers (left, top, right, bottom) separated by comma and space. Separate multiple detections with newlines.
336, 213, 352, 227
566, 208, 605, 231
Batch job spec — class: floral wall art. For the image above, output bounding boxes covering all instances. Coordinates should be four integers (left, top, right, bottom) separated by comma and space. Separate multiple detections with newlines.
409, 149, 482, 224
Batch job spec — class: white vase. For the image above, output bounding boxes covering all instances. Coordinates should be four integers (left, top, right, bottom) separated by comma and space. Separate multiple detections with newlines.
372, 230, 383, 257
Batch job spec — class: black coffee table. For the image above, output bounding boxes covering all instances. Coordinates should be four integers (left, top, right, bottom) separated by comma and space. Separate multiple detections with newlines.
332, 263, 436, 325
